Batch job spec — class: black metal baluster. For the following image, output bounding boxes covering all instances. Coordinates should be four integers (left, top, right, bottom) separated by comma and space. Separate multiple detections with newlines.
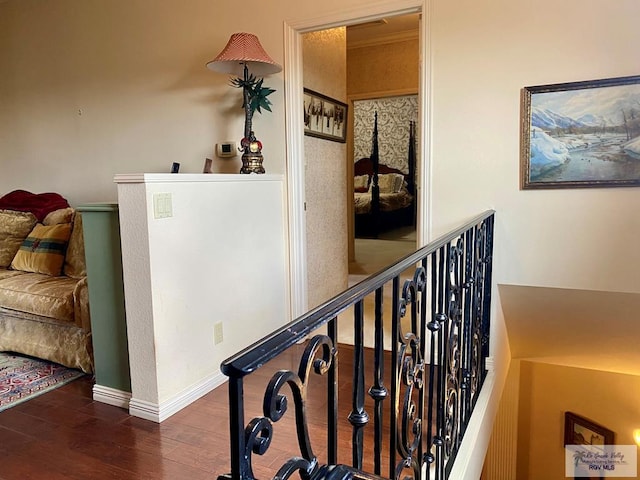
328, 316, 339, 466
424, 252, 439, 479
227, 376, 247, 480
470, 226, 481, 409
451, 238, 463, 467
368, 286, 387, 475
474, 224, 486, 405
414, 268, 426, 473
349, 300, 369, 469
444, 244, 452, 479
435, 245, 447, 479
390, 276, 400, 479
481, 217, 494, 382
478, 222, 488, 388
461, 229, 473, 434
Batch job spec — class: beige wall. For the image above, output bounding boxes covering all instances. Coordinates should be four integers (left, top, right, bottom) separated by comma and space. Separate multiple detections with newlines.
0, 0, 286, 203
347, 38, 419, 96
3, 0, 638, 294
430, 0, 640, 295
302, 28, 348, 308
516, 361, 640, 480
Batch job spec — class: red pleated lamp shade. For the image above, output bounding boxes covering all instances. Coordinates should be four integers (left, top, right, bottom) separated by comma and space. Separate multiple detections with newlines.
206, 32, 282, 76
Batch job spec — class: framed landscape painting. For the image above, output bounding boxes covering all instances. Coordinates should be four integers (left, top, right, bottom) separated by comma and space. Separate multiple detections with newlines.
520, 75, 640, 189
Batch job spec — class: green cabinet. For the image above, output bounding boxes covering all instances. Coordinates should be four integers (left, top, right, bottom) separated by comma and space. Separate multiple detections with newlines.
78, 203, 131, 394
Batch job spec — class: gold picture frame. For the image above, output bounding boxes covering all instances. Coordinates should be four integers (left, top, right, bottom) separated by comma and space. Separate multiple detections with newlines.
520, 75, 640, 189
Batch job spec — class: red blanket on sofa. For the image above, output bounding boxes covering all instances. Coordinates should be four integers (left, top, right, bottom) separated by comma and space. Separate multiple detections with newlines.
0, 190, 70, 222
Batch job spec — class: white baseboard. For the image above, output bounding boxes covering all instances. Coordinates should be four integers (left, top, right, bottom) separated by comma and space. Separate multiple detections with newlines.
93, 384, 132, 409
128, 370, 228, 423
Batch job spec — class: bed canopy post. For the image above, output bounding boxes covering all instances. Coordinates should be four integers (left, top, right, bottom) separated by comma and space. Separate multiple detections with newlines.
407, 120, 416, 197
370, 111, 381, 237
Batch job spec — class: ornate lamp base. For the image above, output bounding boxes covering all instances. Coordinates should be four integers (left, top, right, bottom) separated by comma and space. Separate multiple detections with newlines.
239, 133, 265, 174
240, 152, 265, 174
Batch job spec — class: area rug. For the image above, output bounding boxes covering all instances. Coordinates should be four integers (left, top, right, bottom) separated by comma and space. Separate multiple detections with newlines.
0, 352, 84, 412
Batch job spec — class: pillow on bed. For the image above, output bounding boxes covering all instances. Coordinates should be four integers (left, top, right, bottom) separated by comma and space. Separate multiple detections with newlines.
377, 173, 405, 194
354, 175, 369, 193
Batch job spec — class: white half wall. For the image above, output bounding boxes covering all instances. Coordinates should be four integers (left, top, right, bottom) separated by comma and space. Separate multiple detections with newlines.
116, 173, 290, 421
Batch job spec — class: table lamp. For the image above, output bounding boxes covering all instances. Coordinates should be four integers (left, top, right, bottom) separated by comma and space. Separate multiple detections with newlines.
206, 33, 282, 174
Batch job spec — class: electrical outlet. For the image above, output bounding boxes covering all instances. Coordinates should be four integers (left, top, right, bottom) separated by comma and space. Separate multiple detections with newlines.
214, 322, 224, 345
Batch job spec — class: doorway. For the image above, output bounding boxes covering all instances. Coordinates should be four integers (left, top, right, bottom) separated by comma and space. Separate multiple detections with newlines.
285, 1, 429, 317
348, 93, 419, 284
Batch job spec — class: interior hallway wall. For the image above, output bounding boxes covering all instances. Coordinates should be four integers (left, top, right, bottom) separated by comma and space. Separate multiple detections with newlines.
347, 37, 419, 96
302, 28, 348, 309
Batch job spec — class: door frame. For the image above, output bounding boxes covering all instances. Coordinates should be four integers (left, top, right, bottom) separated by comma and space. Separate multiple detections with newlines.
284, 0, 431, 317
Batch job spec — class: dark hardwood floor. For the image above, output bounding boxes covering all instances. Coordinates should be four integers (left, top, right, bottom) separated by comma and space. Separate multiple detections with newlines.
0, 344, 412, 479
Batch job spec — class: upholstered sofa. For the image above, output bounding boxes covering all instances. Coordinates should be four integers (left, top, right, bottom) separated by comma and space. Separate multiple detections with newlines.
0, 191, 93, 373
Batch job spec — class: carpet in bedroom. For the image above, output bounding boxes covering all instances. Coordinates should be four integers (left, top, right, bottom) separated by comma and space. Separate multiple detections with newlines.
349, 226, 416, 278
0, 352, 85, 412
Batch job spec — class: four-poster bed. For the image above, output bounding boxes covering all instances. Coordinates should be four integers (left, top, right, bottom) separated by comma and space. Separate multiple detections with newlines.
353, 113, 417, 238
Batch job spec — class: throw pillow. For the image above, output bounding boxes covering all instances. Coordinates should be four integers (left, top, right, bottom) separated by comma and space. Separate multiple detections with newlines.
63, 212, 87, 278
377, 174, 401, 194
43, 207, 75, 226
11, 223, 72, 276
354, 175, 369, 193
0, 210, 38, 268
393, 173, 406, 193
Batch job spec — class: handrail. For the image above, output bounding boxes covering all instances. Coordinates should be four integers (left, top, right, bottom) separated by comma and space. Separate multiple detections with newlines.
218, 210, 495, 480
221, 209, 495, 378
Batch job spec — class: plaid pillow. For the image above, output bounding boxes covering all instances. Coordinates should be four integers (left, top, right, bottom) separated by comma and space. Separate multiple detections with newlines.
11, 223, 72, 276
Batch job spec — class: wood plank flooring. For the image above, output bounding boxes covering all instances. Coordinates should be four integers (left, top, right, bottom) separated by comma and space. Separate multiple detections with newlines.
0, 344, 413, 479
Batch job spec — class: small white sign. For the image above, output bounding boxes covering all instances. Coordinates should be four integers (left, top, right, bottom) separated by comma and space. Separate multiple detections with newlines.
565, 445, 637, 477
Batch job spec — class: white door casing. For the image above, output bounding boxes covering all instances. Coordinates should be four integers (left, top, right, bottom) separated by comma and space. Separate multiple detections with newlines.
284, 0, 431, 317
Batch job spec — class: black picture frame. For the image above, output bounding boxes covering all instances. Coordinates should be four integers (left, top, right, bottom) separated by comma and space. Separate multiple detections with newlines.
564, 412, 614, 447
303, 88, 348, 143
520, 75, 640, 189
564, 412, 615, 479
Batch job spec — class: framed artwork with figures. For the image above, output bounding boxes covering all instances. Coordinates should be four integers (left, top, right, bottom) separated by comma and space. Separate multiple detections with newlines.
303, 88, 347, 143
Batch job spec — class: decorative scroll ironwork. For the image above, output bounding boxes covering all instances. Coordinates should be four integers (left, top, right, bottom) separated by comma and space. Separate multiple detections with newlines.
235, 335, 336, 480
218, 211, 495, 480
392, 268, 426, 480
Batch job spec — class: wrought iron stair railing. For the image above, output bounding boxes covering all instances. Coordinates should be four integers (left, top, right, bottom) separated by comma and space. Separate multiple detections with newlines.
217, 210, 495, 480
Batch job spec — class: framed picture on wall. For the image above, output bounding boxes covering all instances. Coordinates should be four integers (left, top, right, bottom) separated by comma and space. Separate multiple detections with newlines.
520, 74, 640, 189
303, 88, 348, 143
564, 412, 616, 479
564, 412, 614, 447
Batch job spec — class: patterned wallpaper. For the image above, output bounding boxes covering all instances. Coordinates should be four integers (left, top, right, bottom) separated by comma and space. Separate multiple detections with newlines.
353, 95, 418, 173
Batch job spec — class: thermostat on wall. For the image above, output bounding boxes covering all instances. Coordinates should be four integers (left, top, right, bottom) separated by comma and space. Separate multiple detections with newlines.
216, 141, 238, 158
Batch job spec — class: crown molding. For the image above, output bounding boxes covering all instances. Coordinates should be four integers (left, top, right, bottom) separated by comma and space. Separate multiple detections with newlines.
348, 30, 418, 49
